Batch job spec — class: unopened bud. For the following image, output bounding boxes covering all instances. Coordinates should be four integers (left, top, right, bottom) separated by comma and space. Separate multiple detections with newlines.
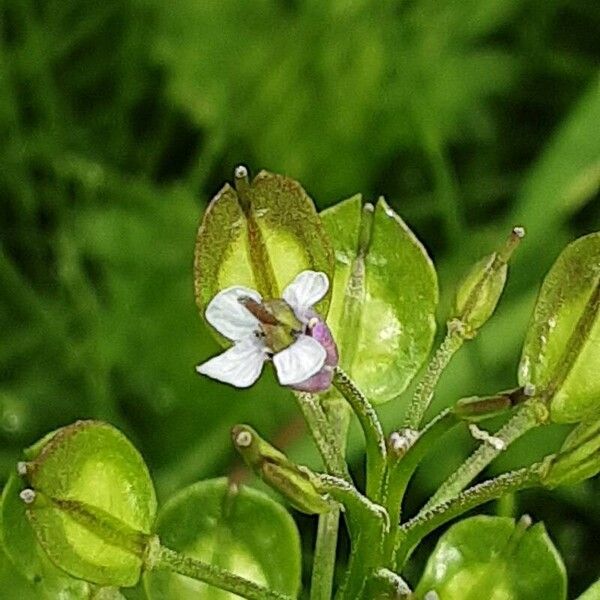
453, 228, 524, 338
232, 424, 333, 514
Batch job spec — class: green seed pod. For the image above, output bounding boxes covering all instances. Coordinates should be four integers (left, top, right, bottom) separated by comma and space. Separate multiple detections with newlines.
194, 167, 334, 344
17, 421, 157, 587
453, 227, 524, 338
519, 232, 600, 423
231, 425, 333, 515
453, 386, 535, 422
542, 419, 600, 487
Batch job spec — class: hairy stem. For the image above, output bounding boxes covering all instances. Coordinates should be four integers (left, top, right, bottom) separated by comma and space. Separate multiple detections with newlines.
403, 326, 464, 429
311, 510, 341, 600
383, 410, 462, 565
156, 546, 293, 600
314, 476, 388, 600
424, 401, 543, 511
294, 392, 350, 480
332, 367, 387, 500
395, 465, 543, 569
308, 400, 350, 600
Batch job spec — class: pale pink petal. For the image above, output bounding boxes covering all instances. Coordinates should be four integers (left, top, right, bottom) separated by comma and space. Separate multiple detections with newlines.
282, 271, 329, 320
273, 335, 326, 386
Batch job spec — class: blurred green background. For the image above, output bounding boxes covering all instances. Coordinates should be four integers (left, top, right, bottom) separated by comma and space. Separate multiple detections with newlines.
1, 0, 599, 596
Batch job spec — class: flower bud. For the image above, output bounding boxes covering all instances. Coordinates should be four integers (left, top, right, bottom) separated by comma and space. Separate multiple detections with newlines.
542, 419, 600, 487
453, 227, 524, 338
232, 425, 333, 514
16, 421, 157, 587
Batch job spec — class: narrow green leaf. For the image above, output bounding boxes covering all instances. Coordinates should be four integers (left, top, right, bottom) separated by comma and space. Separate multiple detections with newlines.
416, 515, 567, 600
519, 232, 600, 423
144, 478, 301, 599
22, 421, 157, 587
194, 170, 334, 345
322, 196, 438, 404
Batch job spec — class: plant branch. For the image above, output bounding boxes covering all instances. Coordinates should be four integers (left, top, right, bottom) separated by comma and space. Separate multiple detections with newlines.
383, 409, 462, 565
293, 392, 350, 481
332, 367, 387, 500
423, 401, 544, 511
395, 464, 543, 569
313, 476, 388, 600
155, 545, 293, 600
308, 399, 350, 600
403, 326, 464, 429
311, 510, 340, 600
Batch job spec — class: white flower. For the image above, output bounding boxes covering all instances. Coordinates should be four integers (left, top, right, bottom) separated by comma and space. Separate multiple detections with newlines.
196, 271, 331, 388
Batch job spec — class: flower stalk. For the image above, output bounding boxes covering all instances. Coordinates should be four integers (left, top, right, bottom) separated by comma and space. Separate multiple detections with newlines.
395, 464, 544, 569
423, 400, 546, 510
332, 366, 387, 500
155, 545, 293, 600
403, 325, 465, 430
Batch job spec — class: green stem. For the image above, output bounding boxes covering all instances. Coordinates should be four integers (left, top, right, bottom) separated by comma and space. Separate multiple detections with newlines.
395, 465, 543, 569
332, 367, 387, 500
423, 401, 544, 511
308, 400, 350, 600
311, 510, 341, 600
314, 476, 387, 600
403, 326, 464, 430
293, 392, 350, 481
155, 546, 292, 600
383, 410, 462, 566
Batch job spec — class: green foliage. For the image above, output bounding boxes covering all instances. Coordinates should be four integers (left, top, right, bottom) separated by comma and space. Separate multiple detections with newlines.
519, 232, 600, 423
416, 516, 567, 600
143, 478, 302, 599
0, 0, 599, 597
322, 197, 438, 403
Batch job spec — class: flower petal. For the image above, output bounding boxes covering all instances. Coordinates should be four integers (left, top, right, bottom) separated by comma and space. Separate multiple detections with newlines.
273, 335, 327, 386
282, 271, 329, 320
196, 337, 266, 388
205, 286, 262, 341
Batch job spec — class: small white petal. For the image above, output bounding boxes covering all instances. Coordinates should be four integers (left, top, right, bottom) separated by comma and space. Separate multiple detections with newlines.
282, 271, 329, 319
205, 286, 262, 341
196, 337, 266, 388
273, 335, 326, 386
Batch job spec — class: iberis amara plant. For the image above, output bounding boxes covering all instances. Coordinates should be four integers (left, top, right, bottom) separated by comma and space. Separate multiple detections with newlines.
2, 166, 599, 600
